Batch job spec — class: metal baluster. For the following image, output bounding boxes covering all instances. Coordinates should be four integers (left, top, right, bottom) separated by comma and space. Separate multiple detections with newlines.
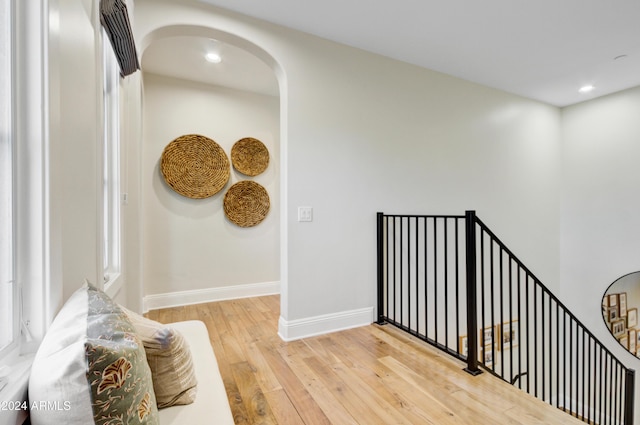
408, 217, 411, 332
499, 248, 504, 375
548, 295, 552, 406
540, 290, 547, 400
604, 354, 612, 424
444, 219, 449, 349
424, 217, 429, 344
455, 218, 460, 355
517, 266, 522, 390
599, 345, 604, 425
508, 256, 520, 382
414, 217, 420, 336
555, 300, 560, 409
624, 368, 635, 425
492, 237, 496, 372
581, 327, 585, 421
392, 216, 396, 324
611, 356, 616, 425
480, 228, 485, 358
400, 217, 404, 327
434, 218, 438, 344
534, 281, 538, 398
569, 317, 574, 417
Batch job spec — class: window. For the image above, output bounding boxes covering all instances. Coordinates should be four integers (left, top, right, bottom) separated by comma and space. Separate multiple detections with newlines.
102, 30, 121, 286
0, 0, 16, 356
5, 0, 50, 359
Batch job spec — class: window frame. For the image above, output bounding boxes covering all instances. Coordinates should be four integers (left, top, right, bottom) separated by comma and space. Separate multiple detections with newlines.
0, 0, 49, 373
101, 28, 122, 291
0, 0, 18, 359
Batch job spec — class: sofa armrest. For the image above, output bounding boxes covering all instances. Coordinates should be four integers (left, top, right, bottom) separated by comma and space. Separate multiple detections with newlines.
157, 320, 234, 425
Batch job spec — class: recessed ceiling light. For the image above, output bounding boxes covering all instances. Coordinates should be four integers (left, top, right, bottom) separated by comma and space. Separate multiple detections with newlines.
205, 52, 221, 63
579, 85, 595, 94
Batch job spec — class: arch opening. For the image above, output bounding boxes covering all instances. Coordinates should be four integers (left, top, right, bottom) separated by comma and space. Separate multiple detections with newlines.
136, 24, 288, 322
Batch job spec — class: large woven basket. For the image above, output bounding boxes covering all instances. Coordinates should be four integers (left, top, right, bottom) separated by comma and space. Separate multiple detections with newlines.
230, 137, 269, 176
223, 181, 270, 227
160, 134, 230, 199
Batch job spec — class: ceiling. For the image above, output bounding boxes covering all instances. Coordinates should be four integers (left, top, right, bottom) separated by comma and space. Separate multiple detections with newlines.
144, 0, 640, 107
142, 36, 279, 96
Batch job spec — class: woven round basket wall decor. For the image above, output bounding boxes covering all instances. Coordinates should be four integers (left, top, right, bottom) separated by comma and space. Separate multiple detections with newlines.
230, 137, 269, 176
223, 181, 270, 227
160, 134, 230, 199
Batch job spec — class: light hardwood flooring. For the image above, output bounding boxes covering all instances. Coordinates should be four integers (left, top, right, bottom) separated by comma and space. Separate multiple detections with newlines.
147, 295, 585, 425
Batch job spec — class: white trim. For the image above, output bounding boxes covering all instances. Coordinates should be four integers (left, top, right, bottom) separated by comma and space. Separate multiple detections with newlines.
0, 351, 33, 425
14, 0, 49, 351
103, 272, 124, 299
278, 306, 374, 342
143, 281, 280, 313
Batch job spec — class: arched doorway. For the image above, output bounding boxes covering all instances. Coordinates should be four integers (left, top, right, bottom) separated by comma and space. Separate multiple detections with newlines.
135, 25, 286, 319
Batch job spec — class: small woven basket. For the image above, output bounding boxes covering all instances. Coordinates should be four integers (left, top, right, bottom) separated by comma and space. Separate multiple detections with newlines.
160, 134, 230, 199
223, 181, 270, 227
231, 137, 269, 176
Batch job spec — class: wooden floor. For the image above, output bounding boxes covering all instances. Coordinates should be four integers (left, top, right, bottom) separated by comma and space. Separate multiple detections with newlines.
147, 296, 585, 425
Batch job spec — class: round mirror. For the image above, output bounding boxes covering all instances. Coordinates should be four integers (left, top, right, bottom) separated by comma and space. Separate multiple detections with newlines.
602, 272, 640, 356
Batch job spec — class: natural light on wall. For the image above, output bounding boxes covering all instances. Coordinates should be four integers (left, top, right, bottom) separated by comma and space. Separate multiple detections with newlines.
0, 0, 16, 356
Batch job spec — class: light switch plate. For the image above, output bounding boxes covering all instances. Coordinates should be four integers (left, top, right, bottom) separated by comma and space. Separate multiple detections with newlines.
298, 206, 313, 222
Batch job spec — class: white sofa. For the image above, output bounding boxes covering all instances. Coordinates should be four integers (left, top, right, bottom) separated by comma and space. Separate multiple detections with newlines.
28, 284, 234, 425
159, 320, 234, 425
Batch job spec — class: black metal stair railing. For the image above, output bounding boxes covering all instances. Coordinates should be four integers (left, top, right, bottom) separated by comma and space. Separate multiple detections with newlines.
376, 210, 635, 425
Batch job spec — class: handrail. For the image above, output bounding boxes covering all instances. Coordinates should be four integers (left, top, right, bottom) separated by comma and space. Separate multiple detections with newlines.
376, 210, 635, 425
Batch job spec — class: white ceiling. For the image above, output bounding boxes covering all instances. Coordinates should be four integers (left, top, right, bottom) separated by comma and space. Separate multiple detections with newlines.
144, 0, 640, 107
142, 36, 279, 96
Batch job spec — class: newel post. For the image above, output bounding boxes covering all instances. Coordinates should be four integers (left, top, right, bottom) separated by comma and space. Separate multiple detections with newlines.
464, 210, 482, 375
376, 212, 385, 325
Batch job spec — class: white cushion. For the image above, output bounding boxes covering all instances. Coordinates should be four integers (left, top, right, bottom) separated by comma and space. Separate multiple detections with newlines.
157, 321, 234, 425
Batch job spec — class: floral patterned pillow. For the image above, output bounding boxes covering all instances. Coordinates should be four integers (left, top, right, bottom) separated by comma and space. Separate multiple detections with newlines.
29, 284, 159, 425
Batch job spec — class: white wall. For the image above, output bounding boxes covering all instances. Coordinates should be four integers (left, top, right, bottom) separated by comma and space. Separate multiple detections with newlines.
141, 73, 280, 302
51, 0, 100, 301
283, 47, 561, 325
134, 0, 562, 339
560, 86, 640, 360
119, 72, 145, 310
48, 0, 141, 309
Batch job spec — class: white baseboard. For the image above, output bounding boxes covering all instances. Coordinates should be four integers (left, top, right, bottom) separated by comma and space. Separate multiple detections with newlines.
143, 281, 280, 312
278, 306, 375, 341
